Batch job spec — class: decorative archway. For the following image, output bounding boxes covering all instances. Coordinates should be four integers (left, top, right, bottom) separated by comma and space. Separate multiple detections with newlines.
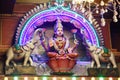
15, 5, 104, 47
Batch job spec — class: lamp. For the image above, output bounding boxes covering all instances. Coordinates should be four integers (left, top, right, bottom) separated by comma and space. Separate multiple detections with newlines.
71, 0, 120, 26
49, 0, 119, 26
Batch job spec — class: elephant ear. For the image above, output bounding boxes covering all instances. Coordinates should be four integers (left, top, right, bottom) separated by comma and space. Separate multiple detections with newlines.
14, 44, 20, 50
13, 44, 23, 53
101, 47, 111, 57
103, 47, 109, 54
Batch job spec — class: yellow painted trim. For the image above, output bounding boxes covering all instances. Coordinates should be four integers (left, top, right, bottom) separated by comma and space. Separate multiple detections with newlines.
0, 15, 2, 45
1, 76, 120, 80
16, 0, 49, 3
16, 0, 72, 4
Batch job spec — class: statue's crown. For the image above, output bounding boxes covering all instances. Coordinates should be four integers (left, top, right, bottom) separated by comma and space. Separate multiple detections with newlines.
54, 17, 63, 32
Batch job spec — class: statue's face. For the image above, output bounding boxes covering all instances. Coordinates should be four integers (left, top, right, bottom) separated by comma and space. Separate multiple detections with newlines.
56, 27, 63, 36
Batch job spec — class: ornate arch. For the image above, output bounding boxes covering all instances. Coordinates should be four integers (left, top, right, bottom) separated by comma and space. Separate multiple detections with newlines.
15, 6, 104, 47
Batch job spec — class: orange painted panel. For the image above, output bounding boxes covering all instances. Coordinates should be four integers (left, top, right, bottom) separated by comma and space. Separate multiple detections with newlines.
1, 17, 19, 45
101, 20, 112, 49
0, 20, 2, 45
13, 3, 36, 13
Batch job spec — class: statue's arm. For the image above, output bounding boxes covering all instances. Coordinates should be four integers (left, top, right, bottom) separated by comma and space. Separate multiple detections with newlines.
71, 39, 79, 52
41, 39, 48, 51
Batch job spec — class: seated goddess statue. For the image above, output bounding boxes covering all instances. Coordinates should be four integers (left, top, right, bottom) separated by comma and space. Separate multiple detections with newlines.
47, 18, 78, 73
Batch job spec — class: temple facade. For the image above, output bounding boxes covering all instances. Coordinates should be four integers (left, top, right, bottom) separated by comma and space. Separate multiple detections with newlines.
0, 0, 120, 79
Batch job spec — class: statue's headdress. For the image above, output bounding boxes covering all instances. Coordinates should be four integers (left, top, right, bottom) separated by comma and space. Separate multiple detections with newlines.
54, 17, 63, 33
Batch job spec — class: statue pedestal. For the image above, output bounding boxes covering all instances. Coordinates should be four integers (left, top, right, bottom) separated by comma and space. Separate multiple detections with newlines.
71, 61, 91, 76
87, 68, 119, 77
5, 65, 36, 75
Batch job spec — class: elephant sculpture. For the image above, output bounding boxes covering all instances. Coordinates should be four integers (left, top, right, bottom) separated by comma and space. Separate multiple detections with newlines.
6, 39, 36, 66
6, 28, 45, 67
86, 42, 117, 68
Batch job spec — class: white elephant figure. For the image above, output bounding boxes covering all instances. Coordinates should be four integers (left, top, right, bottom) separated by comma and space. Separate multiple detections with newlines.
81, 30, 117, 68
6, 39, 36, 66
86, 42, 117, 68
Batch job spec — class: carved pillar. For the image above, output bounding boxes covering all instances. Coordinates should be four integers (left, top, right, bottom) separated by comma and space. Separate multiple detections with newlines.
101, 19, 112, 49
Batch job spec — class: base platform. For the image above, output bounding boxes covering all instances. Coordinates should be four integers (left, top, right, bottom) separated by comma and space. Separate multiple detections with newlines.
87, 68, 119, 77
1, 75, 120, 80
5, 66, 36, 75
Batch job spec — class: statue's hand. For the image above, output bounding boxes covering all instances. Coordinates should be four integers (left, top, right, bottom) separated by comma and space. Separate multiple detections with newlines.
49, 40, 54, 47
74, 39, 79, 45
59, 50, 65, 55
68, 48, 73, 53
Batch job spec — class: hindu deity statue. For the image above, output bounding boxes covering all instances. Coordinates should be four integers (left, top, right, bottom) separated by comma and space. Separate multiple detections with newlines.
47, 18, 79, 73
